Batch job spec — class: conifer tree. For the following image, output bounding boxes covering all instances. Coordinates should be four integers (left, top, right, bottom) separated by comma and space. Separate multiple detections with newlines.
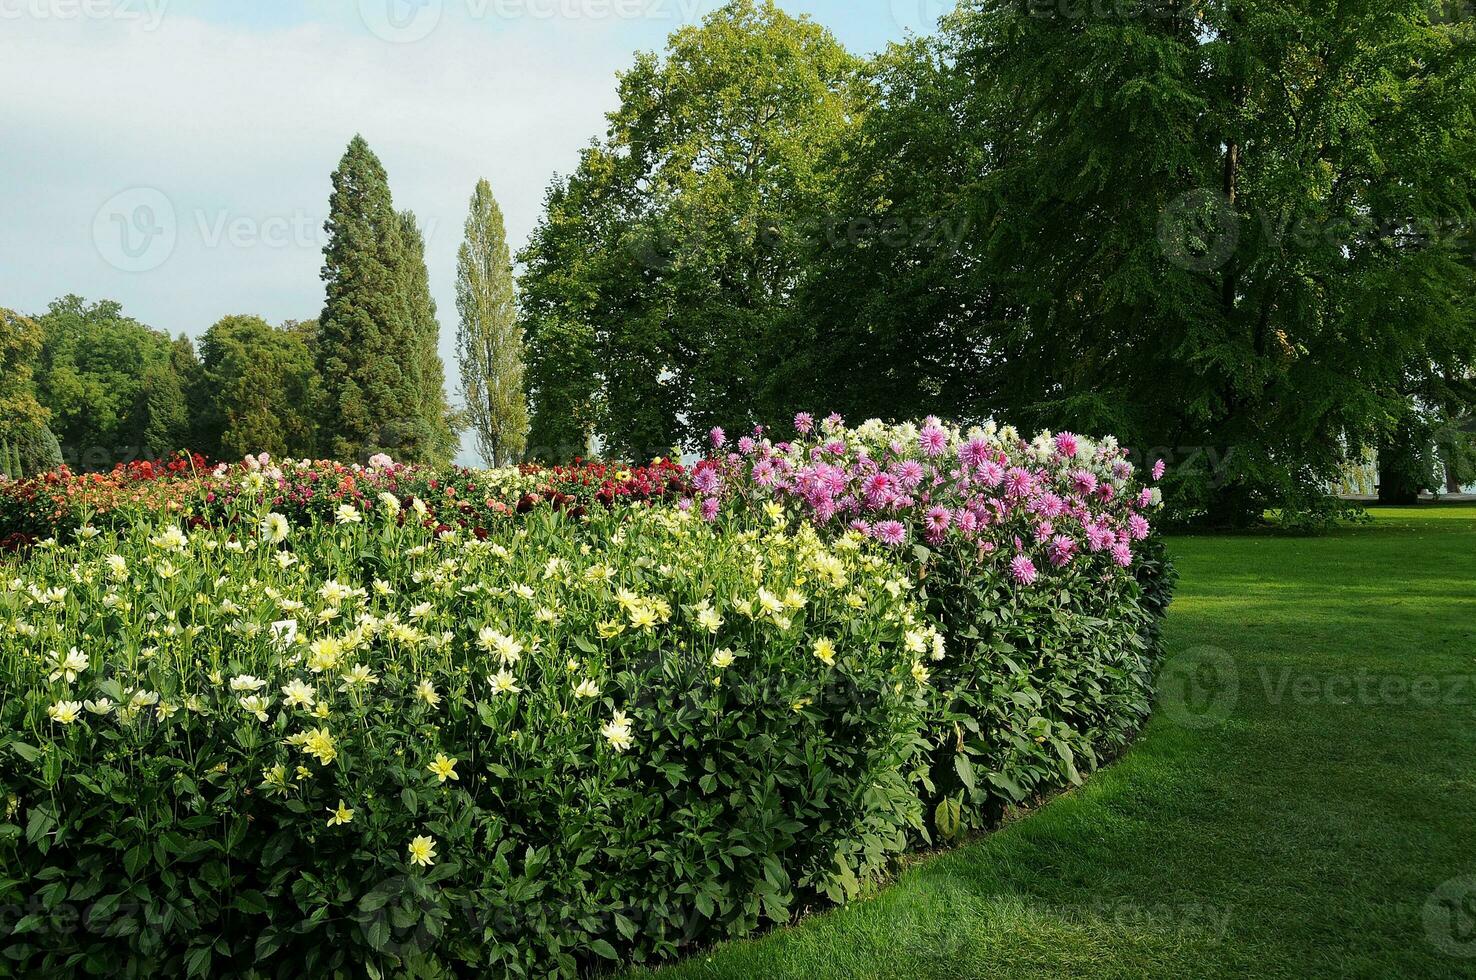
317, 135, 426, 462
399, 211, 459, 466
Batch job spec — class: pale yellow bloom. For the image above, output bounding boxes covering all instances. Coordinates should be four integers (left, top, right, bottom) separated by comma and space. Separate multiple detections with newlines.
326, 800, 354, 827
281, 679, 316, 709
601, 710, 634, 752
573, 679, 600, 699
407, 835, 437, 868
427, 754, 459, 784
812, 638, 837, 667
47, 700, 83, 725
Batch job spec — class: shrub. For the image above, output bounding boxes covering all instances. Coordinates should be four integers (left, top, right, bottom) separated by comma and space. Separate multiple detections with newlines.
702, 415, 1175, 834
0, 413, 1176, 975
0, 501, 929, 976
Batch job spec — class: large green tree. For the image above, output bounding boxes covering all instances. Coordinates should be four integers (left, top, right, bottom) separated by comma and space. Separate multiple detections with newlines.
198, 315, 320, 460
518, 0, 864, 459
0, 307, 59, 477
456, 179, 529, 467
32, 296, 192, 469
317, 136, 452, 464
791, 0, 1476, 524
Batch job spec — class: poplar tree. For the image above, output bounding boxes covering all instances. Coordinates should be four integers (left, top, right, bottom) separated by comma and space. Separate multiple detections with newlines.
456, 179, 528, 467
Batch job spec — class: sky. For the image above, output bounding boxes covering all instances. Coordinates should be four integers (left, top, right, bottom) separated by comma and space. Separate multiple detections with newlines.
0, 0, 950, 463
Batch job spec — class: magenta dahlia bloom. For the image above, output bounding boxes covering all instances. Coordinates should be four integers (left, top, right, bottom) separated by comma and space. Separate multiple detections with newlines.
978, 460, 1005, 488
894, 460, 925, 489
1153, 459, 1167, 481
919, 425, 948, 457
1010, 555, 1038, 585
924, 506, 952, 534
709, 427, 726, 449
956, 509, 978, 533
692, 466, 721, 495
874, 520, 907, 546
959, 438, 991, 469
1006, 467, 1034, 496
849, 518, 872, 535
1048, 535, 1077, 568
1111, 542, 1133, 567
1138, 488, 1153, 508
1128, 514, 1150, 540
1070, 470, 1098, 496
738, 436, 756, 455
700, 497, 720, 522
794, 412, 814, 434
1054, 432, 1080, 458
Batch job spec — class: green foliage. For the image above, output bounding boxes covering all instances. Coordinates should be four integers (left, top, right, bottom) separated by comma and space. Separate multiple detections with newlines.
317, 136, 453, 465
457, 179, 529, 467
0, 308, 60, 478
399, 212, 460, 468
31, 296, 193, 469
518, 0, 865, 458
198, 316, 320, 460
792, 1, 1476, 525
0, 506, 929, 976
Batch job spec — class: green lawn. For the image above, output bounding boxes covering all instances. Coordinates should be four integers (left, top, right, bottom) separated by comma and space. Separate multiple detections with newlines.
637, 507, 1476, 979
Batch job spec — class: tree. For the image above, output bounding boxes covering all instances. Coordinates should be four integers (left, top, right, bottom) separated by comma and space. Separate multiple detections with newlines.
789, 1, 1476, 525
399, 211, 459, 466
317, 135, 449, 464
198, 315, 320, 460
456, 179, 529, 467
0, 307, 59, 477
31, 295, 190, 469
518, 0, 864, 459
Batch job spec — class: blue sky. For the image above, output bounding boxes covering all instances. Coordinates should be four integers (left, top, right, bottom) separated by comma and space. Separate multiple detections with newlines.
0, 0, 949, 462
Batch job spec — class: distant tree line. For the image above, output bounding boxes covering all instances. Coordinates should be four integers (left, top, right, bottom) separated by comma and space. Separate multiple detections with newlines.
2, 137, 528, 474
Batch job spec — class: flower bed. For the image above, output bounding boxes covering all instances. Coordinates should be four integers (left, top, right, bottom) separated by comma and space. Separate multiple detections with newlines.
0, 454, 690, 550
1, 501, 929, 976
0, 415, 1175, 976
698, 415, 1174, 833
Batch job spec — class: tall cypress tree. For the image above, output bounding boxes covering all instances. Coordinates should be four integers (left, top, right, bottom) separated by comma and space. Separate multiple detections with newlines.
399, 211, 458, 466
317, 136, 424, 462
456, 179, 529, 467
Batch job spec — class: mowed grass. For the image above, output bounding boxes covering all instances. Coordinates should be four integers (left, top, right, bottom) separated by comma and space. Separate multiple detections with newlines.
637, 506, 1476, 979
